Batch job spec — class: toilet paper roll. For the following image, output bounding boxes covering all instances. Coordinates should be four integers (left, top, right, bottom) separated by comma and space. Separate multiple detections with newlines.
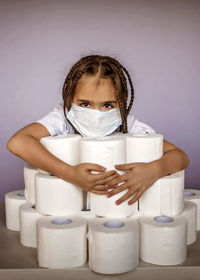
35, 173, 83, 215
184, 189, 200, 230
88, 217, 139, 274
139, 215, 187, 265
125, 133, 163, 163
80, 135, 126, 170
89, 192, 138, 218
5, 189, 26, 231
36, 215, 87, 268
180, 201, 197, 245
75, 208, 96, 221
24, 163, 38, 204
128, 210, 143, 220
39, 134, 81, 174
19, 202, 44, 248
80, 136, 138, 218
139, 171, 184, 216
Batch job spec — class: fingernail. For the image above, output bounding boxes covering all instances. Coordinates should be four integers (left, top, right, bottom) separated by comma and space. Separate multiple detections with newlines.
116, 201, 120, 205
107, 193, 111, 197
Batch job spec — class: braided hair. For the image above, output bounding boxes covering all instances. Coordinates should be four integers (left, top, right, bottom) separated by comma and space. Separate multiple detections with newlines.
62, 55, 135, 133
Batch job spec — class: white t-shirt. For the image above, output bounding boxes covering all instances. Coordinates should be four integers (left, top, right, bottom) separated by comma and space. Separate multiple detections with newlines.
35, 102, 156, 136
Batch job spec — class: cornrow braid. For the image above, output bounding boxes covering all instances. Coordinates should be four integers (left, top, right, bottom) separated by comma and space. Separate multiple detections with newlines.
119, 64, 135, 114
112, 77, 127, 132
105, 61, 128, 132
103, 56, 135, 115
63, 67, 87, 120
62, 55, 135, 133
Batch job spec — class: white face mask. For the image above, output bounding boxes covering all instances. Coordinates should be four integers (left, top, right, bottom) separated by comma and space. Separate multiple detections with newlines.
66, 103, 122, 137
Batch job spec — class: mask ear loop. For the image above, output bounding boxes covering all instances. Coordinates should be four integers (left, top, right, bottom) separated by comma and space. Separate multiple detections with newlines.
67, 117, 80, 135
64, 106, 81, 135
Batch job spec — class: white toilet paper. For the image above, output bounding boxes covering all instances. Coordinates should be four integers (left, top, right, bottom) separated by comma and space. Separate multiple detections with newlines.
89, 192, 138, 218
24, 163, 38, 204
80, 135, 126, 170
125, 133, 163, 163
139, 215, 187, 265
128, 210, 143, 220
35, 173, 83, 215
19, 202, 44, 248
75, 208, 96, 221
88, 217, 139, 274
139, 171, 184, 216
80, 136, 138, 218
36, 215, 87, 268
184, 189, 200, 230
5, 189, 26, 231
180, 201, 197, 245
39, 134, 81, 174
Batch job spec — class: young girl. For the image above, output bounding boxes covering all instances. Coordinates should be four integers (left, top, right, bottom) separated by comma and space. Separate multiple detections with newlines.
7, 55, 189, 206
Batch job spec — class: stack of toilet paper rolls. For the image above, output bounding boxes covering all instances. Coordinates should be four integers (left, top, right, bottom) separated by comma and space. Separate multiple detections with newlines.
4, 132, 199, 274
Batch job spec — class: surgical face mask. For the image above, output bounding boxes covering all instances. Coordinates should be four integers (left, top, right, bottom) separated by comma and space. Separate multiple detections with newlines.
66, 103, 122, 137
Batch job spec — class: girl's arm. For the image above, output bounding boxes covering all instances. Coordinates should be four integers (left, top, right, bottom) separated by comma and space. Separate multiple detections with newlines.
150, 139, 189, 178
104, 139, 189, 204
7, 122, 117, 192
7, 122, 67, 177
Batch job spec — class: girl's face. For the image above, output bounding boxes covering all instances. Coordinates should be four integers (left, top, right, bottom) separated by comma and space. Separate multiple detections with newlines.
72, 75, 119, 111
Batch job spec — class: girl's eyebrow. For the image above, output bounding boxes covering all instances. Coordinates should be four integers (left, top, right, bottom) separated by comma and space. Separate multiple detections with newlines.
77, 99, 117, 103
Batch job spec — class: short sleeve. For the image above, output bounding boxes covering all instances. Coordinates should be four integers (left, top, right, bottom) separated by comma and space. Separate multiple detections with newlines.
127, 114, 156, 135
35, 103, 72, 136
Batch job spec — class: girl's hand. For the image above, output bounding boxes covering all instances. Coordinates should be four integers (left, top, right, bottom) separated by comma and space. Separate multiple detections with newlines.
90, 183, 119, 195
105, 162, 160, 205
69, 163, 119, 193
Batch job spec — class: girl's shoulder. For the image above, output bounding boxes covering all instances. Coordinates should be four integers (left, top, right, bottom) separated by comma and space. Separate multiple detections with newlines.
127, 114, 156, 135
35, 102, 74, 136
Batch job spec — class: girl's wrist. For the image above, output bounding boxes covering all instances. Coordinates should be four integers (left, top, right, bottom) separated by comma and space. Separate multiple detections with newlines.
147, 160, 163, 180
54, 162, 74, 182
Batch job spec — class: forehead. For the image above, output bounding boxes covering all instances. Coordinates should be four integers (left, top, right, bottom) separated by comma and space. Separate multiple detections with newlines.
74, 76, 116, 100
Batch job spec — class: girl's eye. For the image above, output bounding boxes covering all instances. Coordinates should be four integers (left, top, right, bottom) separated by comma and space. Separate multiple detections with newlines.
80, 102, 90, 107
104, 103, 114, 109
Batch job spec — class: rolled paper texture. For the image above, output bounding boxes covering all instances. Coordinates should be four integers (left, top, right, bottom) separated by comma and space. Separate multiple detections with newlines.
35, 173, 83, 215
139, 215, 187, 266
88, 217, 139, 274
139, 171, 185, 216
184, 189, 200, 230
80, 136, 138, 218
36, 215, 87, 268
5, 189, 26, 231
24, 163, 38, 204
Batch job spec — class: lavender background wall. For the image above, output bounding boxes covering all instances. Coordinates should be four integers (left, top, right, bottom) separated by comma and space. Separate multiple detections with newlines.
0, 0, 199, 202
